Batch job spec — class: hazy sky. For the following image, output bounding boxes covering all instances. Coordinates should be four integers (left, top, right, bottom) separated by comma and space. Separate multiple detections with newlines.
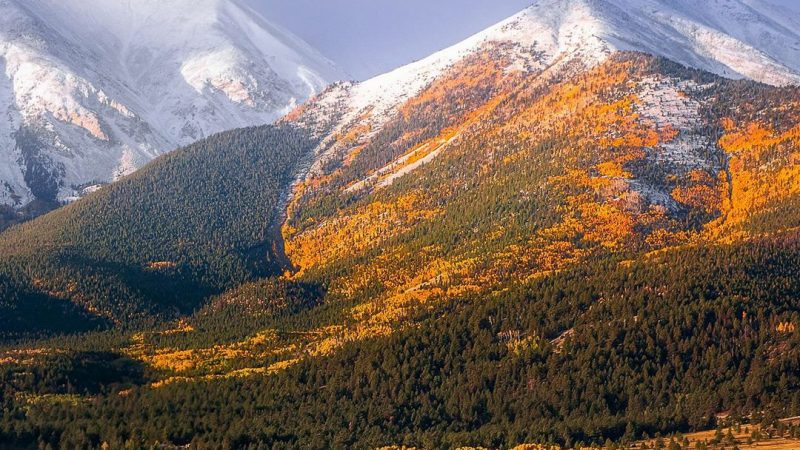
248, 0, 531, 79
248, 0, 800, 81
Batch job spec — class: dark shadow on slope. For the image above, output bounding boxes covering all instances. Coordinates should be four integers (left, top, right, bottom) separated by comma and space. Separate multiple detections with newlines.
0, 351, 150, 396
0, 273, 108, 343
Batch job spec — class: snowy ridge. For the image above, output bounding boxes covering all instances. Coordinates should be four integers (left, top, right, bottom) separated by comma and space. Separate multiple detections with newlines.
0, 0, 343, 206
505, 0, 800, 86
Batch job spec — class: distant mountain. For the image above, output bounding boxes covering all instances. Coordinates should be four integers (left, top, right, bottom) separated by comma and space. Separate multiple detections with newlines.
0, 0, 342, 208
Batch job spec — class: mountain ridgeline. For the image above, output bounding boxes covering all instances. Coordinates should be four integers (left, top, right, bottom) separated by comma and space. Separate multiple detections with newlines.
0, 124, 315, 339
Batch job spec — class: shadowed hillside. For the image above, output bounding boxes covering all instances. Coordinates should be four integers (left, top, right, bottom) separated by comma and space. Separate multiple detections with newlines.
0, 125, 315, 339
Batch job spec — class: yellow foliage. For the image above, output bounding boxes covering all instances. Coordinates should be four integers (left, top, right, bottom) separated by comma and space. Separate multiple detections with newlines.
719, 122, 778, 154
578, 202, 635, 249
148, 349, 198, 372
671, 170, 725, 215
285, 191, 440, 274
511, 446, 561, 450
596, 161, 631, 179
146, 261, 177, 270
712, 120, 800, 231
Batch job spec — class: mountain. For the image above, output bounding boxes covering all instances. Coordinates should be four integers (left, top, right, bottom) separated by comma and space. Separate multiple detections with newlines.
1, 0, 800, 448
280, 0, 800, 313
0, 0, 341, 209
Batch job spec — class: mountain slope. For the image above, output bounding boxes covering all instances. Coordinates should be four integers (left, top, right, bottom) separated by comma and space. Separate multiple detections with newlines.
279, 51, 800, 363
0, 0, 798, 366
0, 0, 342, 208
0, 124, 314, 336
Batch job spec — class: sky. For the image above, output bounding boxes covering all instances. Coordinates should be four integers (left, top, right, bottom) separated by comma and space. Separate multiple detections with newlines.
247, 0, 530, 80
248, 0, 800, 81
775, 0, 800, 10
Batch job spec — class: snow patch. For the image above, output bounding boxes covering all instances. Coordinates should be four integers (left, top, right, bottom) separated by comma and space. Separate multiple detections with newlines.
113, 147, 137, 181
635, 76, 717, 171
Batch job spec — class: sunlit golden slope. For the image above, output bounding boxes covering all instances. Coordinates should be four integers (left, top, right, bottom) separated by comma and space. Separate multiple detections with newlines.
281, 51, 800, 343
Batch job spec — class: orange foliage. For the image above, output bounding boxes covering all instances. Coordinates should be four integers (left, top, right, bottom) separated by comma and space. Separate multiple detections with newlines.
659, 123, 680, 143
715, 121, 800, 228
146, 261, 177, 270
399, 47, 510, 118
578, 202, 635, 249
596, 161, 631, 179
671, 170, 725, 215
777, 322, 797, 333
720, 122, 778, 154
720, 117, 736, 132
285, 191, 440, 274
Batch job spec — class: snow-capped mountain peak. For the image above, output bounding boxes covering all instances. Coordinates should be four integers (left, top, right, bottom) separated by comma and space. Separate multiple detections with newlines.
290, 0, 800, 186
0, 0, 344, 207
370, 0, 800, 102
